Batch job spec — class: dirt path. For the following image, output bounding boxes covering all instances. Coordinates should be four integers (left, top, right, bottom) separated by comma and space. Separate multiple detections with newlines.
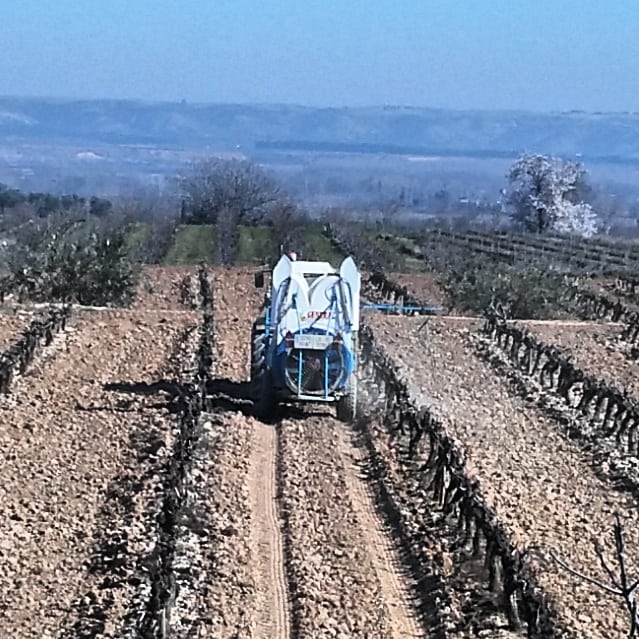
334, 423, 423, 639
213, 268, 264, 382
211, 268, 425, 637
278, 413, 425, 638
249, 421, 291, 639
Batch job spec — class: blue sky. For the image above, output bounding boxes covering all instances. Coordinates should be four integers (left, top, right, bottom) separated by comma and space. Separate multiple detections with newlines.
0, 0, 637, 111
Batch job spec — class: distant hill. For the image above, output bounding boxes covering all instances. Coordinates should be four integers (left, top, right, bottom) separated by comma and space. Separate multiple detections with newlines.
1, 96, 639, 163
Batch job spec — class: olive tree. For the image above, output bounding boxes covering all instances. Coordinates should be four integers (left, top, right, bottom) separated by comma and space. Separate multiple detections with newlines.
507, 154, 599, 237
5, 212, 138, 306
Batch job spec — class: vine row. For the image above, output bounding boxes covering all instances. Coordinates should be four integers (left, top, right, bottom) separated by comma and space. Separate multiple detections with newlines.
481, 316, 639, 459
358, 324, 566, 637
138, 265, 214, 637
0, 307, 71, 393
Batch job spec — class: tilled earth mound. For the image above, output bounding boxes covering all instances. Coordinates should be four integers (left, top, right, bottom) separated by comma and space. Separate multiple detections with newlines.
170, 410, 258, 638
133, 265, 199, 311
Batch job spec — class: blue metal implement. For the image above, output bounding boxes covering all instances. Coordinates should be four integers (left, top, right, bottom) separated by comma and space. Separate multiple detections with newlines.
361, 303, 442, 314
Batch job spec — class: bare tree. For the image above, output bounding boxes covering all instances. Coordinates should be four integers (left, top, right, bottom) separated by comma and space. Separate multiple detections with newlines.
269, 200, 304, 255
179, 158, 282, 226
216, 206, 240, 265
548, 514, 639, 637
110, 194, 179, 264
507, 153, 599, 237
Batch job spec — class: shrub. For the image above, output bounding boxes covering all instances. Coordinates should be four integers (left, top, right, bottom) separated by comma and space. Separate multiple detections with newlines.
5, 213, 138, 306
441, 260, 572, 320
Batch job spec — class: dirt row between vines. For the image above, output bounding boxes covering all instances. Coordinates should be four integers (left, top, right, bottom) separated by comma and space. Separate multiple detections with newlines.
211, 269, 424, 638
369, 313, 639, 638
0, 302, 200, 638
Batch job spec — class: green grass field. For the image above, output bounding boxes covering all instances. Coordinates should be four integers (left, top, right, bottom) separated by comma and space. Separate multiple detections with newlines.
164, 225, 216, 264
124, 222, 151, 256
160, 222, 347, 266
301, 224, 345, 263
236, 226, 275, 265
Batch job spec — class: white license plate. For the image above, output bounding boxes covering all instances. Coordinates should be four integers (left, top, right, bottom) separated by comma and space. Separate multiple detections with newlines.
293, 334, 333, 350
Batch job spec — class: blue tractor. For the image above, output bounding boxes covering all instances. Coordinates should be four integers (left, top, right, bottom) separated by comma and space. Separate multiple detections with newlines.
250, 254, 361, 420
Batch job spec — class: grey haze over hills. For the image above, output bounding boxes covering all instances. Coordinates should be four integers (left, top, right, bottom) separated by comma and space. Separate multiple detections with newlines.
1, 96, 639, 204
2, 96, 639, 159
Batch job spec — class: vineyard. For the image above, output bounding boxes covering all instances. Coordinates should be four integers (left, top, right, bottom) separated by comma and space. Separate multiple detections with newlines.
1, 223, 639, 637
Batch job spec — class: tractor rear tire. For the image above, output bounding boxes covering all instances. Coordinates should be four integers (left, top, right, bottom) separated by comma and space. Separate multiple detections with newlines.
336, 374, 357, 422
250, 320, 277, 419
250, 326, 266, 400
256, 369, 277, 420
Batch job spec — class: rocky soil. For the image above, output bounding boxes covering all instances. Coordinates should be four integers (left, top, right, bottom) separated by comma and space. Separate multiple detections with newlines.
0, 307, 199, 638
522, 320, 639, 399
132, 265, 199, 311
279, 413, 422, 638
391, 272, 447, 309
0, 310, 35, 350
169, 410, 259, 638
369, 314, 639, 638
213, 267, 264, 382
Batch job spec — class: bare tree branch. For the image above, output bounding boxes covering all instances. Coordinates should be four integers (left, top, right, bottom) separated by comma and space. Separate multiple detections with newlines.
179, 158, 282, 226
548, 514, 639, 638
594, 538, 623, 591
548, 550, 620, 595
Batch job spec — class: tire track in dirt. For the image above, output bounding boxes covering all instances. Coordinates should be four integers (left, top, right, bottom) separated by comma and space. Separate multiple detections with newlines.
334, 422, 423, 639
205, 267, 292, 636
249, 420, 291, 639
279, 413, 425, 638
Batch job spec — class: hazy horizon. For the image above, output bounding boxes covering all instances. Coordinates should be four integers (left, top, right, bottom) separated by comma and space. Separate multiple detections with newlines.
2, 1, 638, 113
3, 92, 638, 116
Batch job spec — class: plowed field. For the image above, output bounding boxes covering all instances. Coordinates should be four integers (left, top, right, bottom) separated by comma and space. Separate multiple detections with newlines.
369, 314, 639, 638
0, 303, 199, 637
0, 266, 636, 637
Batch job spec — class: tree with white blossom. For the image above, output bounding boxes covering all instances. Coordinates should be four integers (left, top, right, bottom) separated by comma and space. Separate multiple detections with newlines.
507, 154, 599, 237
